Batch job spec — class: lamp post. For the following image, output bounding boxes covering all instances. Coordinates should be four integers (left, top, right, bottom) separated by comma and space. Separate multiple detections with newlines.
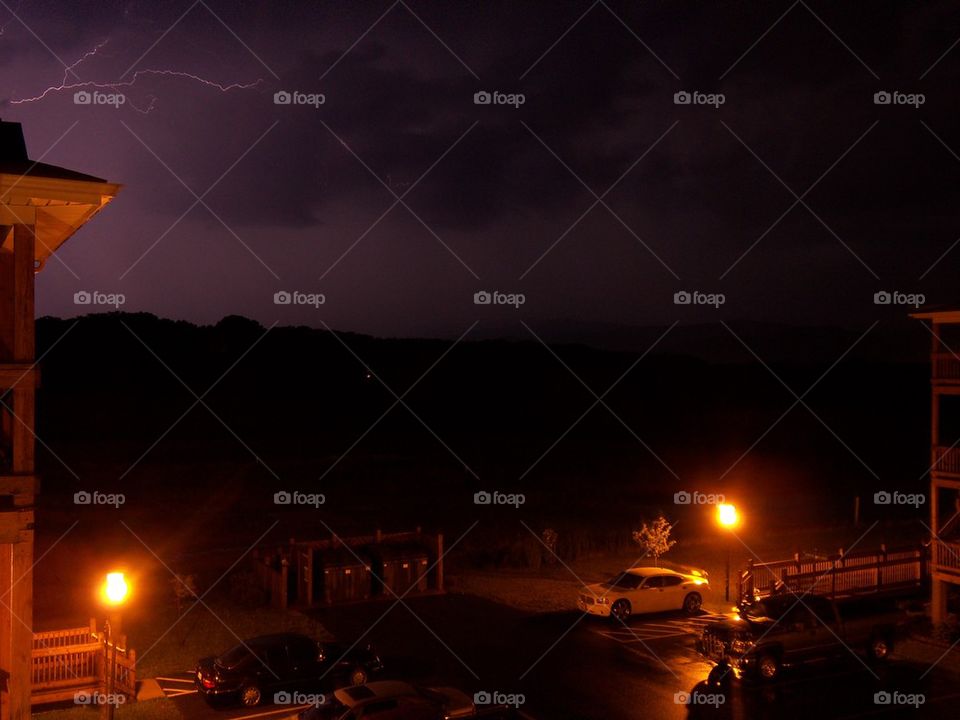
99, 572, 129, 720
716, 504, 739, 602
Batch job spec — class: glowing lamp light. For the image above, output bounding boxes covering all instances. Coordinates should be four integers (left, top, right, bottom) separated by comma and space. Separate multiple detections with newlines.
717, 503, 739, 529
101, 572, 129, 606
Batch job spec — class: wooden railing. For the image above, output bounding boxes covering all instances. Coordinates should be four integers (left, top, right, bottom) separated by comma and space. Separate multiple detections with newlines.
933, 539, 960, 575
740, 545, 927, 603
933, 353, 960, 382
934, 446, 960, 475
31, 620, 136, 705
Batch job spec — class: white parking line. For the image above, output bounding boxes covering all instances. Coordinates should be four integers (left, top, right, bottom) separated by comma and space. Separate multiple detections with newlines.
156, 676, 195, 683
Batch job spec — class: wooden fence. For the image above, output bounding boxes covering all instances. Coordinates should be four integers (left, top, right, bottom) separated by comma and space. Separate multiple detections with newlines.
739, 544, 927, 603
31, 619, 136, 706
253, 528, 443, 610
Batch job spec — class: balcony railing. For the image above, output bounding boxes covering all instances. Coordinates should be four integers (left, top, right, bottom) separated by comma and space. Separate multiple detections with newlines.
934, 539, 960, 575
933, 353, 960, 382
934, 446, 960, 475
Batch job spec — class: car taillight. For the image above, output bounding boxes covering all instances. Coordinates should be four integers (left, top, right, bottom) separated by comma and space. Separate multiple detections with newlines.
201, 676, 216, 689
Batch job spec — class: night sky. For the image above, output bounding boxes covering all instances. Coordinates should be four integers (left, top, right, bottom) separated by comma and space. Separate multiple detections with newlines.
2, 0, 959, 342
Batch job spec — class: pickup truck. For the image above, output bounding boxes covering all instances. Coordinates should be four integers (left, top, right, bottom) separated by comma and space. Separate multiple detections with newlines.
695, 593, 907, 681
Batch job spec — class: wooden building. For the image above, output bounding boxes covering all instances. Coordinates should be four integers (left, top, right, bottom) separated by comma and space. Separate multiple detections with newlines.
0, 119, 119, 720
912, 308, 960, 623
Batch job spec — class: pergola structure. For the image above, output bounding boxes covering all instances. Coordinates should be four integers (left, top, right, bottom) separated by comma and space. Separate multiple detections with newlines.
0, 119, 119, 720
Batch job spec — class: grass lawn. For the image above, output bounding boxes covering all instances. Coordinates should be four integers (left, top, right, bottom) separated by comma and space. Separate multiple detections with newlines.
130, 598, 333, 678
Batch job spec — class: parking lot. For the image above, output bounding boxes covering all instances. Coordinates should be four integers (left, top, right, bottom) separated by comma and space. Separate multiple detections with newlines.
149, 593, 960, 720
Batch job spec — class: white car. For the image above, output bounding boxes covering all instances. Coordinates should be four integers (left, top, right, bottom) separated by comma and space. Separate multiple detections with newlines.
577, 567, 709, 620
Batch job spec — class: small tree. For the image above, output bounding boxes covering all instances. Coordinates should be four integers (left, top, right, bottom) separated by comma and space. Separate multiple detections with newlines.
541, 528, 559, 564
632, 515, 676, 566
171, 574, 198, 614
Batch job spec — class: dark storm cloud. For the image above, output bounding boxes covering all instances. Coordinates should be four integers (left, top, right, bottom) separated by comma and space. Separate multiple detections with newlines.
3, 0, 960, 335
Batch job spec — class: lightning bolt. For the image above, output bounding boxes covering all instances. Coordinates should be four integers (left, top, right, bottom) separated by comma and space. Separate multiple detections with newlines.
8, 39, 263, 113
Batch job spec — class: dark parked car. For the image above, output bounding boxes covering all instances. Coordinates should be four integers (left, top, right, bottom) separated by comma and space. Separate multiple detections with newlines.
196, 633, 382, 707
297, 681, 496, 720
696, 594, 907, 681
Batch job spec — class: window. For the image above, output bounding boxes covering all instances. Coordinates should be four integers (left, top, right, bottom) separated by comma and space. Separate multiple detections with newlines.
661, 576, 684, 587
606, 573, 643, 589
643, 576, 664, 589
287, 637, 316, 666
217, 645, 251, 669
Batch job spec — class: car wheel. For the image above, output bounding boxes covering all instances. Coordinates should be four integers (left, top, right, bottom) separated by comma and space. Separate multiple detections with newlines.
611, 599, 631, 622
868, 634, 892, 661
349, 667, 369, 686
757, 654, 780, 681
683, 592, 703, 614
239, 683, 262, 707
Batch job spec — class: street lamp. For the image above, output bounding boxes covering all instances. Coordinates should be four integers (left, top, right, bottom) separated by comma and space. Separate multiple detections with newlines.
99, 572, 129, 720
716, 504, 739, 602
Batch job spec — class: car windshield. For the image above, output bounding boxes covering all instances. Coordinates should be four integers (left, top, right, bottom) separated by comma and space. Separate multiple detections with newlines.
217, 644, 251, 669
742, 597, 790, 621
605, 573, 643, 589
